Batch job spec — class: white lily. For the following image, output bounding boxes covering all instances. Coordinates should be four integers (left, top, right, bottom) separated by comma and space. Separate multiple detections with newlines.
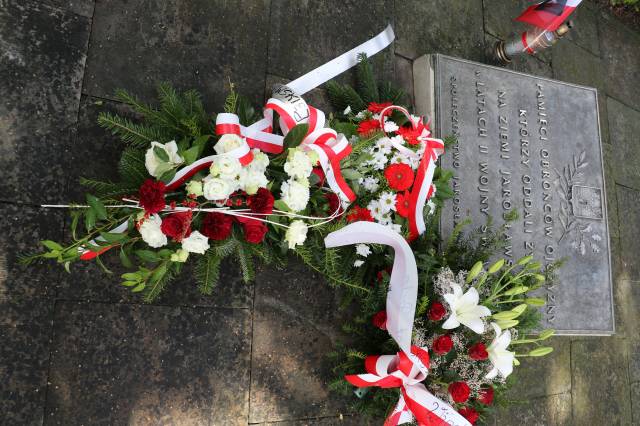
442, 284, 491, 334
486, 322, 515, 379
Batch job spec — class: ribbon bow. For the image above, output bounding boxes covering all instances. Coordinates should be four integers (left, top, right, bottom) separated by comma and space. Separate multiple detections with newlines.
378, 105, 445, 240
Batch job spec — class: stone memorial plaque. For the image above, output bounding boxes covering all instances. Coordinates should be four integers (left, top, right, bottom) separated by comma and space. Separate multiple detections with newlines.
414, 54, 614, 335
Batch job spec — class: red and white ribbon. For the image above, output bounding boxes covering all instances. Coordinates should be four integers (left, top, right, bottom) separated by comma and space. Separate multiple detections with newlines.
379, 105, 444, 240
325, 222, 470, 426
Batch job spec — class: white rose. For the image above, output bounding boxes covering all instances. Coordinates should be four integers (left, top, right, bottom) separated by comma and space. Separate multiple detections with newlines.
203, 177, 233, 200
284, 149, 313, 179
144, 141, 184, 178
280, 178, 310, 212
181, 231, 210, 254
214, 134, 244, 154
139, 214, 167, 248
239, 169, 269, 195
186, 180, 203, 197
211, 156, 242, 179
249, 149, 270, 173
285, 220, 308, 249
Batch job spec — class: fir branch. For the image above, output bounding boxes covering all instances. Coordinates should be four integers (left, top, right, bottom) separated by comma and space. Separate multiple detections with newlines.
118, 147, 148, 187
356, 53, 379, 104
79, 178, 136, 199
97, 112, 166, 148
235, 241, 255, 283
195, 250, 222, 295
326, 81, 366, 113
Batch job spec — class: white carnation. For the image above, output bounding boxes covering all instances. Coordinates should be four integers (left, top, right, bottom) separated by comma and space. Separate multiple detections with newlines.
356, 244, 371, 257
144, 140, 184, 178
284, 149, 313, 179
214, 134, 245, 154
285, 220, 308, 249
203, 177, 233, 200
211, 156, 242, 179
139, 214, 167, 248
181, 231, 210, 254
280, 178, 310, 212
249, 149, 270, 173
239, 169, 269, 195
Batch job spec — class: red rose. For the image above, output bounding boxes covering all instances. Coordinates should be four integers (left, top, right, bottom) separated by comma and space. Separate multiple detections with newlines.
371, 310, 387, 330
201, 212, 233, 241
448, 381, 471, 403
325, 192, 342, 214
433, 335, 453, 355
357, 119, 380, 135
247, 188, 274, 214
160, 211, 192, 242
468, 342, 489, 361
478, 386, 494, 405
395, 191, 411, 218
243, 219, 268, 244
138, 179, 166, 214
367, 101, 393, 114
458, 407, 479, 424
428, 302, 446, 321
396, 123, 428, 145
346, 205, 374, 222
384, 163, 415, 191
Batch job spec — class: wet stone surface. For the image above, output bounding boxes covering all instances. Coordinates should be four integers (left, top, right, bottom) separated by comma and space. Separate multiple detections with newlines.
0, 0, 90, 203
45, 302, 251, 425
490, 392, 572, 426
617, 186, 640, 282
83, 0, 271, 112
608, 97, 640, 191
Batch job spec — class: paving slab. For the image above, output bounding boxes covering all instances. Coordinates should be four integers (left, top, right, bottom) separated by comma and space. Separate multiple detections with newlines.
249, 260, 353, 423
44, 301, 251, 425
598, 12, 640, 111
0, 203, 64, 299
0, 0, 90, 204
608, 97, 640, 190
395, 0, 485, 62
0, 296, 54, 426
564, 3, 601, 56
35, 0, 94, 17
268, 0, 393, 87
490, 392, 572, 426
84, 0, 271, 112
571, 337, 632, 425
504, 338, 571, 400
257, 414, 378, 425
393, 54, 414, 110
633, 381, 640, 424
603, 144, 619, 239
617, 186, 640, 281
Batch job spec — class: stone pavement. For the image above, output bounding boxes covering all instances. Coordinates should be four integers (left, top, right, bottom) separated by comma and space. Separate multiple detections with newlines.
0, 0, 638, 425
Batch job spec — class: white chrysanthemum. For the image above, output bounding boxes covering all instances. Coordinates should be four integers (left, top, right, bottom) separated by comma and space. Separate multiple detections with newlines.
203, 177, 233, 200
356, 244, 371, 257
379, 192, 396, 213
486, 323, 515, 379
354, 259, 365, 267
139, 214, 167, 248
285, 220, 308, 249
362, 177, 379, 192
181, 231, 210, 254
374, 137, 393, 155
378, 212, 393, 226
239, 169, 269, 195
355, 111, 367, 120
367, 200, 385, 222
284, 149, 313, 179
144, 141, 184, 178
280, 178, 310, 212
386, 222, 402, 234
442, 284, 492, 334
211, 156, 242, 179
214, 134, 244, 154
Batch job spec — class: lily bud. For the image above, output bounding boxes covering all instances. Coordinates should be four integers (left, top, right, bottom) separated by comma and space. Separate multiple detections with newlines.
496, 319, 519, 329
526, 261, 542, 270
512, 304, 528, 315
516, 255, 533, 266
524, 297, 546, 306
488, 259, 505, 274
533, 274, 546, 282
493, 311, 520, 320
504, 286, 529, 296
538, 329, 555, 340
529, 347, 554, 357
466, 261, 484, 283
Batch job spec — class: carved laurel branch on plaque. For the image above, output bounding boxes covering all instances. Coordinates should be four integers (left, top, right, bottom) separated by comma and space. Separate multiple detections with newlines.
555, 151, 588, 243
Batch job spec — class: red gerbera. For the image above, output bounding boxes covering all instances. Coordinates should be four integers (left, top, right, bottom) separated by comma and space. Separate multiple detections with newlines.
396, 124, 424, 145
357, 119, 380, 135
395, 191, 411, 218
160, 211, 192, 242
247, 187, 274, 215
138, 179, 166, 214
201, 212, 234, 241
384, 163, 414, 191
367, 101, 393, 114
346, 205, 374, 222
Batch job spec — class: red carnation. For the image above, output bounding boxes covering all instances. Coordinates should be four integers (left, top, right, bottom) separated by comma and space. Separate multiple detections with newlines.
395, 191, 411, 218
448, 381, 471, 403
397, 124, 425, 146
357, 119, 380, 135
242, 219, 268, 244
325, 192, 342, 214
458, 407, 479, 424
433, 335, 453, 355
384, 163, 414, 191
201, 212, 234, 241
139, 179, 166, 214
478, 386, 494, 405
428, 302, 446, 321
346, 205, 374, 222
160, 211, 192, 242
367, 101, 393, 114
468, 342, 489, 361
247, 187, 274, 215
371, 310, 387, 330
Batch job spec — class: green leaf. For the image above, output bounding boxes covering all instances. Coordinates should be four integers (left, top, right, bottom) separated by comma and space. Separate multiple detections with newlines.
86, 194, 107, 220
100, 232, 127, 243
136, 250, 160, 263
538, 329, 555, 340
488, 258, 505, 274
121, 281, 138, 287
181, 146, 200, 165
528, 347, 554, 357
120, 248, 134, 268
273, 199, 289, 212
121, 272, 140, 281
158, 168, 177, 183
504, 286, 529, 296
85, 209, 96, 232
41, 240, 64, 251
132, 283, 146, 292
341, 169, 362, 180
283, 124, 309, 149
153, 146, 170, 162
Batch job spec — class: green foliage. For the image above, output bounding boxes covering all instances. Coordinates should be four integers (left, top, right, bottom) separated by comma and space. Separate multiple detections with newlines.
356, 53, 380, 104
195, 250, 222, 295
